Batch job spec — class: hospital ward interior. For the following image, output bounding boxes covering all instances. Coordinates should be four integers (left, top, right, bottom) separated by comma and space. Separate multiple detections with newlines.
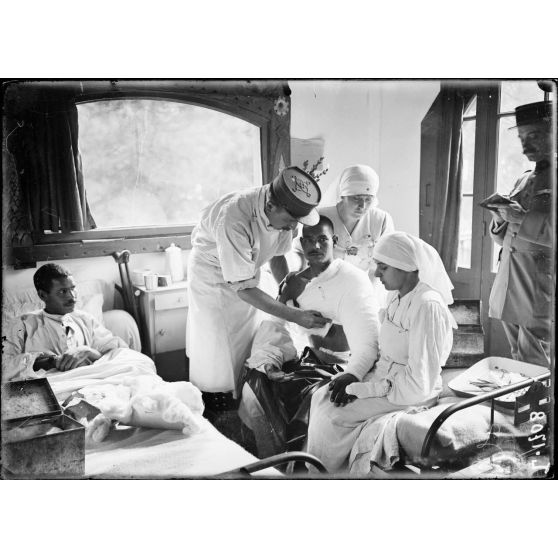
1, 78, 555, 479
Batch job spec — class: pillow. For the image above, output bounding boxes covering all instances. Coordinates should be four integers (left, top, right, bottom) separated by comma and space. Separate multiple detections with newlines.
2, 288, 105, 324
78, 293, 104, 324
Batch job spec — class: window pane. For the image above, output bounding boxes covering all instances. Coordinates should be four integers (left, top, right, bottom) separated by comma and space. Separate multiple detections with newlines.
496, 116, 534, 195
491, 114, 536, 272
456, 119, 476, 268
78, 100, 262, 228
464, 95, 477, 118
457, 196, 473, 269
499, 80, 543, 113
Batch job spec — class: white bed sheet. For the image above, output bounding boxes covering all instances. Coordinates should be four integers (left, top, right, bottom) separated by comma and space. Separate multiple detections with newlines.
85, 418, 280, 478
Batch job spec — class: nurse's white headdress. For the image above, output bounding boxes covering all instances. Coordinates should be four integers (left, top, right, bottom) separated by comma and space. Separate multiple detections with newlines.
321, 164, 380, 206
374, 231, 455, 305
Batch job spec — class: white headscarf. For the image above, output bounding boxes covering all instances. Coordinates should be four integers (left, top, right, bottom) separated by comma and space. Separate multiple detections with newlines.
374, 231, 455, 305
321, 164, 380, 206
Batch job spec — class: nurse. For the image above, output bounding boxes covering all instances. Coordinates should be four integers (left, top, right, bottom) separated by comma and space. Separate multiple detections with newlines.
307, 231, 455, 473
187, 167, 330, 398
294, 164, 395, 305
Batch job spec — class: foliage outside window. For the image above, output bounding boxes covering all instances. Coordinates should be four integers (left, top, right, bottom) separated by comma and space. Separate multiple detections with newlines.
3, 80, 291, 267
78, 100, 262, 229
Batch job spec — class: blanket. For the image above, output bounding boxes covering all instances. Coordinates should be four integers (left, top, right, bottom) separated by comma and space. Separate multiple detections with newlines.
40, 348, 206, 437
349, 407, 426, 473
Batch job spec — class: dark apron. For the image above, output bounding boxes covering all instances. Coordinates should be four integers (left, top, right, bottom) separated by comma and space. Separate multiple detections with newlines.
240, 347, 343, 455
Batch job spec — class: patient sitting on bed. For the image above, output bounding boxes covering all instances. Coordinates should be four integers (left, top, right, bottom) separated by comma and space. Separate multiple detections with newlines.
239, 216, 380, 456
2, 263, 128, 381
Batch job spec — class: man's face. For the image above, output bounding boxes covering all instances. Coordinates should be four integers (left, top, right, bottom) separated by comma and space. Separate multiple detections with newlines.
39, 276, 78, 315
266, 203, 299, 231
300, 223, 336, 265
340, 195, 373, 219
518, 123, 552, 163
374, 261, 407, 291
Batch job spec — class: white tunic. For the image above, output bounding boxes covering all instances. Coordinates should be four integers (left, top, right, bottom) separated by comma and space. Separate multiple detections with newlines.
187, 184, 294, 394
294, 204, 394, 307
2, 309, 127, 381
294, 259, 379, 380
319, 205, 395, 278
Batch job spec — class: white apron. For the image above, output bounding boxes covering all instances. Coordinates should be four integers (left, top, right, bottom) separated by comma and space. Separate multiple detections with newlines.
186, 249, 261, 395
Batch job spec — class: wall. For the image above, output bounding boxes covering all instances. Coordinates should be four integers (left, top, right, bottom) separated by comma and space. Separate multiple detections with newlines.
2, 250, 190, 309
289, 79, 440, 234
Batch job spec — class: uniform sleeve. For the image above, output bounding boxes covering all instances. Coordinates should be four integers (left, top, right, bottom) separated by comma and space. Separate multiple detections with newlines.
490, 218, 508, 246
214, 212, 258, 284
336, 277, 379, 380
386, 300, 453, 406
1, 317, 43, 380
517, 193, 552, 248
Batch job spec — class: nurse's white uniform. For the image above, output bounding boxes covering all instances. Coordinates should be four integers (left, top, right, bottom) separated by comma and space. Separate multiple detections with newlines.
307, 282, 454, 472
187, 185, 293, 394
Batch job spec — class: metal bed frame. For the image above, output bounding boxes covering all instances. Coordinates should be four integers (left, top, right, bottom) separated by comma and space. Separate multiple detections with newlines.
420, 371, 552, 461
222, 451, 328, 477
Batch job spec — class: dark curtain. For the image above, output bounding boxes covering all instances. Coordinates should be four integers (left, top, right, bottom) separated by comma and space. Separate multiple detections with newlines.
429, 86, 468, 273
9, 100, 96, 234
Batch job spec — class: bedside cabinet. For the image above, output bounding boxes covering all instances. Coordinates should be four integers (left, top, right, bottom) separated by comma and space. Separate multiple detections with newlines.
136, 281, 189, 382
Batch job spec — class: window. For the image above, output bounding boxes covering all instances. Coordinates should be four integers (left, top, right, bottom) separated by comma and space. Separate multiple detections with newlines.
78, 99, 262, 229
5, 80, 291, 267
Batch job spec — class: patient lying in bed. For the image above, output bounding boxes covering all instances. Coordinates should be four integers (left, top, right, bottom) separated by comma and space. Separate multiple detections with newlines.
2, 264, 205, 444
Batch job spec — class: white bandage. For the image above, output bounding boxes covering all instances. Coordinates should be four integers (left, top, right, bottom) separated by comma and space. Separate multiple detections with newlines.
346, 378, 391, 399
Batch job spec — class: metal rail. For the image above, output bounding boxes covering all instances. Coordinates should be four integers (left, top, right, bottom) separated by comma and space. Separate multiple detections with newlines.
420, 372, 551, 459
222, 451, 328, 476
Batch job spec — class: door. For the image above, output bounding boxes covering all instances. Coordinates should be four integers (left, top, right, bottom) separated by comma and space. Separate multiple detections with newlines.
421, 80, 552, 357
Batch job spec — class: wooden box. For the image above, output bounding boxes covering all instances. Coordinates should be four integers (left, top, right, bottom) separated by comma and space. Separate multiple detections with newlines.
1, 378, 85, 478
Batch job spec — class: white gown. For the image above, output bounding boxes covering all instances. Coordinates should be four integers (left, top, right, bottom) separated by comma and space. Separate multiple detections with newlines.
307, 281, 454, 472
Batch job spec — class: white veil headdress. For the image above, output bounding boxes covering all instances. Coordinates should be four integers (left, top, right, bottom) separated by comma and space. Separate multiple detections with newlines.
374, 231, 455, 307
320, 164, 380, 207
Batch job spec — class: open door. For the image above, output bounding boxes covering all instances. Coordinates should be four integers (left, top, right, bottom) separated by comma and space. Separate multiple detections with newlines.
420, 81, 553, 357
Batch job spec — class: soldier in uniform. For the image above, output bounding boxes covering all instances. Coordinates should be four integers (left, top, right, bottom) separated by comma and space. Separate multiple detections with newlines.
488, 101, 554, 366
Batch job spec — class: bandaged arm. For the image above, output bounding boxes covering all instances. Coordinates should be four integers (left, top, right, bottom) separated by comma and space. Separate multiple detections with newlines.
336, 279, 379, 381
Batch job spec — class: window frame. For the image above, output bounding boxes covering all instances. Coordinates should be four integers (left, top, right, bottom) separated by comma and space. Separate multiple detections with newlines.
4, 81, 290, 268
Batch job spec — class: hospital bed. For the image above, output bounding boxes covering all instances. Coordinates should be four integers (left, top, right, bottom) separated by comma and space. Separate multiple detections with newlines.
391, 360, 552, 476
2, 280, 329, 478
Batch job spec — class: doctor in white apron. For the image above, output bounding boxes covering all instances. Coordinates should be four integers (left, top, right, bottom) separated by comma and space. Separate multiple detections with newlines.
307, 232, 456, 472
187, 167, 330, 397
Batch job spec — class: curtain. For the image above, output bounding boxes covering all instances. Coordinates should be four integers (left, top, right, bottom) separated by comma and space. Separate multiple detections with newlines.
429, 85, 469, 273
10, 100, 96, 234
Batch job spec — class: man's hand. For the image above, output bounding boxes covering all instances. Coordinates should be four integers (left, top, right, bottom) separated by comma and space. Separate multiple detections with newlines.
489, 201, 526, 224
328, 373, 359, 406
264, 363, 294, 383
33, 351, 58, 371
295, 310, 331, 330
57, 346, 101, 371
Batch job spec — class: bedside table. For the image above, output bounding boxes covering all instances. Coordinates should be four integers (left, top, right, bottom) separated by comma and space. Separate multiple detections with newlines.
136, 281, 189, 382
